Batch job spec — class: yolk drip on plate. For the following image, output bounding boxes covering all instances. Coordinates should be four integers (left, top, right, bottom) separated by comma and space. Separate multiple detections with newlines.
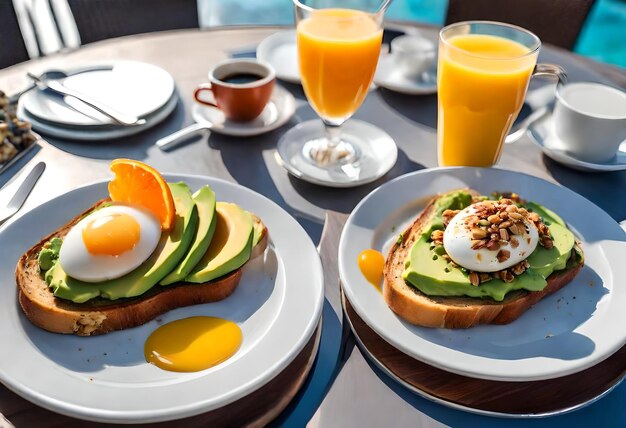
82, 213, 140, 255
144, 316, 242, 372
358, 249, 384, 292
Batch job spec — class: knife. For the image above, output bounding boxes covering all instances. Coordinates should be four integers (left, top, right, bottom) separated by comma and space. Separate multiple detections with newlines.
27, 73, 145, 126
0, 162, 45, 226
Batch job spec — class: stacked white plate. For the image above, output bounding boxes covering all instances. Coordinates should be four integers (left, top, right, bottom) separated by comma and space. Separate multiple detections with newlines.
17, 61, 178, 141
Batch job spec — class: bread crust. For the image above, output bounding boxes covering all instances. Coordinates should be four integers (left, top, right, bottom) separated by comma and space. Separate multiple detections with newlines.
383, 192, 583, 329
16, 199, 267, 336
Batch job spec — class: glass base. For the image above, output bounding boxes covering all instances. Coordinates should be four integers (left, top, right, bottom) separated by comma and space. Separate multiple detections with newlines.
276, 120, 397, 188
302, 138, 358, 167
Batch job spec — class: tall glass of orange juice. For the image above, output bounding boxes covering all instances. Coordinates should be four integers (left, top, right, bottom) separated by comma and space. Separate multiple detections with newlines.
277, 0, 396, 187
437, 21, 566, 166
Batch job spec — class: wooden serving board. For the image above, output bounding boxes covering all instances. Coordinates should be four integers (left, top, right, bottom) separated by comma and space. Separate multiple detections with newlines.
344, 297, 626, 416
0, 323, 320, 427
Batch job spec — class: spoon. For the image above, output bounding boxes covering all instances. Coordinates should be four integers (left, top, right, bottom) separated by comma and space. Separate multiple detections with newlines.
8, 66, 113, 105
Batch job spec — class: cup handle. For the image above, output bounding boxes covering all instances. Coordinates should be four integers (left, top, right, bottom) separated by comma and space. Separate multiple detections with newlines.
194, 84, 218, 108
532, 63, 568, 85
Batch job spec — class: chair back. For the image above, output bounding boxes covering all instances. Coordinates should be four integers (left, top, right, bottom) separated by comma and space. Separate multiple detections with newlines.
0, 0, 30, 69
445, 0, 596, 50
68, 0, 198, 45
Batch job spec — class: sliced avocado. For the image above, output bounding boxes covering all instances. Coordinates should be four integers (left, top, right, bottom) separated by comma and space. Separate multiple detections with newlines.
251, 214, 265, 247
525, 201, 566, 227
38, 237, 63, 271
527, 222, 575, 278
160, 186, 217, 285
186, 202, 254, 283
48, 182, 198, 303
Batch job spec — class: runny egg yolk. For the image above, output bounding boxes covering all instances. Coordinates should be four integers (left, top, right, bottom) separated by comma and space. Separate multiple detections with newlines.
358, 249, 385, 291
144, 317, 242, 372
82, 213, 140, 256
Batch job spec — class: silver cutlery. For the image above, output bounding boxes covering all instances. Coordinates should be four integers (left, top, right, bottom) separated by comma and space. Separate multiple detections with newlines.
156, 123, 211, 151
0, 161, 45, 226
27, 73, 145, 126
8, 66, 114, 105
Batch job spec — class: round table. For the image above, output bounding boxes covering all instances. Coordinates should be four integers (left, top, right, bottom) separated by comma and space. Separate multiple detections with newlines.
0, 25, 624, 427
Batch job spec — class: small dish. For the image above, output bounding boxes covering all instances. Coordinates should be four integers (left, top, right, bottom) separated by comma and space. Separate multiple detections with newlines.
20, 61, 175, 127
527, 111, 626, 172
191, 85, 296, 137
374, 54, 437, 95
276, 119, 397, 188
256, 30, 300, 84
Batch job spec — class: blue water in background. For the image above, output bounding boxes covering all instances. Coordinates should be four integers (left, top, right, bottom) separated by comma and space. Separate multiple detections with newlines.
386, 0, 626, 68
216, 0, 626, 69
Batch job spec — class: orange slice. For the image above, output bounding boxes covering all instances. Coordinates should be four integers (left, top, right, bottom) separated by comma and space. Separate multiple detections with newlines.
108, 159, 175, 230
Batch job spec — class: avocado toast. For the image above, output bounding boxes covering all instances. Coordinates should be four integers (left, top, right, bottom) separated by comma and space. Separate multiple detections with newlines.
16, 162, 268, 336
384, 189, 583, 328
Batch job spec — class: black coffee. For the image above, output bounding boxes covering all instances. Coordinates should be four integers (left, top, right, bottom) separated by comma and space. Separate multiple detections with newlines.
220, 73, 263, 84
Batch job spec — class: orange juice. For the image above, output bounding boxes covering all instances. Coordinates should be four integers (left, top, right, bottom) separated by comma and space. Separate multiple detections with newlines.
437, 34, 537, 166
297, 9, 382, 121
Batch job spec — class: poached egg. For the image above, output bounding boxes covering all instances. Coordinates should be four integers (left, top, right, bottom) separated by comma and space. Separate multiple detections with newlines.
443, 202, 539, 272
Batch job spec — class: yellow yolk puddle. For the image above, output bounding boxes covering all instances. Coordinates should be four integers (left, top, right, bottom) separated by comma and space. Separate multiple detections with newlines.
358, 249, 385, 292
144, 317, 242, 372
82, 213, 140, 255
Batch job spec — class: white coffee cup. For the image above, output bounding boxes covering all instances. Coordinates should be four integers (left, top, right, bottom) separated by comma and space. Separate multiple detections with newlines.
553, 82, 626, 163
391, 34, 436, 79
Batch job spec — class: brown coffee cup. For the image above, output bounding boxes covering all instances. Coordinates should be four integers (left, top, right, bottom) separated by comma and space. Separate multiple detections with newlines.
193, 59, 276, 122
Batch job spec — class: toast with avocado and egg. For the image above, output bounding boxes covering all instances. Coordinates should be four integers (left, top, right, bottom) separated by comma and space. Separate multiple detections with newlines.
16, 160, 268, 336
384, 190, 583, 329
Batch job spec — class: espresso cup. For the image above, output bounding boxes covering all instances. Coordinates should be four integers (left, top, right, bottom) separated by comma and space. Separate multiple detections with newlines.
553, 82, 626, 163
391, 34, 436, 79
194, 59, 275, 122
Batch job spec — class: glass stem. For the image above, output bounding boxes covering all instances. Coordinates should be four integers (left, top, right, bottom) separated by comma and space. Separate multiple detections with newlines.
324, 122, 342, 151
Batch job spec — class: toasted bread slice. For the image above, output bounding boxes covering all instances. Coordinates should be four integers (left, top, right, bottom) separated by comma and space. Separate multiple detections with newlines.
383, 193, 583, 329
16, 200, 268, 336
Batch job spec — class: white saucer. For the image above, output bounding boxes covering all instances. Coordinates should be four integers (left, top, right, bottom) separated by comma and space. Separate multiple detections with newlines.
256, 30, 300, 84
191, 85, 296, 137
374, 55, 437, 95
17, 92, 178, 141
527, 111, 626, 172
276, 119, 397, 188
21, 61, 175, 127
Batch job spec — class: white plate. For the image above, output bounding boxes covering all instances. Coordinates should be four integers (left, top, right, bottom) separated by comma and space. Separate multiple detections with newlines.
256, 30, 300, 84
528, 111, 626, 172
339, 167, 626, 381
21, 61, 175, 127
0, 174, 323, 423
17, 93, 178, 141
191, 85, 296, 137
374, 55, 437, 95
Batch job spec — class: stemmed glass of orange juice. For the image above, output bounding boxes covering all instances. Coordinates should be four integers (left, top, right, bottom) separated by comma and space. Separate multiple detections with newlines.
277, 0, 397, 187
437, 21, 567, 167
